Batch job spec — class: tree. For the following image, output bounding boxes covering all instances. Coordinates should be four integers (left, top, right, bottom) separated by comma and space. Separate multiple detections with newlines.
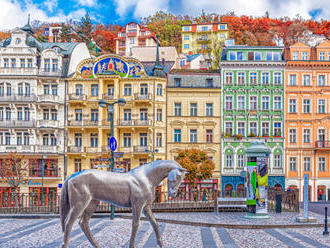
210, 37, 223, 69
73, 13, 93, 44
92, 30, 116, 53
0, 152, 30, 191
59, 23, 72, 42
175, 149, 215, 184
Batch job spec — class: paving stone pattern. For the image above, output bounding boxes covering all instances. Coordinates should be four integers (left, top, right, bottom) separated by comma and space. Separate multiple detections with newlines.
0, 215, 329, 248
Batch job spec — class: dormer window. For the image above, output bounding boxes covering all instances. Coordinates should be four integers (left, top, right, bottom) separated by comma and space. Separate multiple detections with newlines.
15, 38, 21, 45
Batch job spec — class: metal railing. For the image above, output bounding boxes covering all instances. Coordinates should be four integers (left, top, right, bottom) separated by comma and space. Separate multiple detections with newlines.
0, 119, 35, 128
315, 141, 330, 148
117, 119, 152, 126
0, 67, 38, 75
134, 93, 152, 101
37, 95, 60, 102
68, 94, 87, 101
67, 146, 85, 153
268, 188, 299, 212
38, 68, 62, 77
0, 94, 36, 102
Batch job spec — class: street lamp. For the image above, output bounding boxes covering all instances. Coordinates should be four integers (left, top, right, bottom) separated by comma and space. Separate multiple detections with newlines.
98, 98, 126, 220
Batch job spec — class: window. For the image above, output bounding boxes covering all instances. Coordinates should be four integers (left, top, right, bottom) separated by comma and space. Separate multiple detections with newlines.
302, 52, 308, 60
0, 83, 3, 96
24, 107, 30, 120
5, 132, 10, 145
249, 122, 257, 136
43, 134, 49, 146
261, 72, 270, 85
25, 84, 30, 96
273, 53, 280, 61
75, 133, 82, 147
17, 107, 23, 120
17, 132, 22, 145
206, 79, 213, 87
303, 129, 310, 143
174, 129, 181, 143
237, 155, 244, 168
20, 59, 25, 68
274, 155, 281, 168
319, 157, 326, 172
124, 84, 132, 96
156, 133, 162, 147
6, 83, 11, 96
3, 58, 9, 68
318, 99, 325, 113
156, 109, 162, 121
303, 99, 311, 113
229, 52, 236, 60
289, 129, 296, 143
237, 52, 243, 61
156, 84, 162, 96
249, 96, 257, 110
18, 83, 23, 96
91, 85, 98, 96
24, 133, 29, 145
90, 133, 98, 147
51, 84, 57, 96
225, 96, 233, 110
319, 52, 325, 60
292, 52, 299, 60
174, 103, 181, 116
274, 72, 282, 85
289, 74, 297, 86
174, 78, 181, 87
206, 129, 213, 143
75, 84, 83, 96
75, 109, 82, 121
138, 109, 147, 122
50, 134, 56, 146
237, 72, 245, 85
27, 59, 32, 68
289, 157, 297, 171
206, 103, 213, 116
52, 59, 58, 72
266, 52, 272, 61
202, 26, 208, 31
140, 84, 148, 95
91, 109, 98, 121
303, 157, 311, 171
0, 107, 3, 120
262, 122, 269, 136
274, 96, 282, 111
74, 159, 82, 172
107, 85, 114, 96
43, 109, 49, 120
226, 154, 233, 167
237, 96, 245, 110
219, 24, 226, 30
43, 84, 50, 95
318, 75, 325, 86
303, 75, 310, 86
237, 122, 245, 136
254, 52, 261, 61
249, 72, 257, 85
123, 133, 131, 147
129, 38, 135, 44
225, 122, 233, 136
183, 44, 190, 49
289, 99, 296, 113
183, 26, 190, 31
11, 58, 16, 68
225, 72, 233, 84
190, 103, 197, 116
6, 107, 11, 120
190, 129, 197, 143
184, 35, 190, 40
272, 122, 281, 136
122, 109, 131, 121
51, 109, 57, 121
139, 133, 148, 146
262, 96, 270, 110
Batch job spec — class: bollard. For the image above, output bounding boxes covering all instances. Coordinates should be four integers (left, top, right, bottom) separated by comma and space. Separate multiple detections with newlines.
324, 206, 329, 236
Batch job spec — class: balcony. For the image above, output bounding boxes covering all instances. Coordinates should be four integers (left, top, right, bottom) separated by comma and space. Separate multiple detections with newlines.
38, 68, 63, 77
0, 94, 36, 102
37, 120, 60, 128
315, 141, 330, 149
134, 93, 152, 101
37, 95, 60, 103
84, 120, 99, 127
0, 67, 38, 75
133, 146, 152, 153
67, 120, 84, 127
120, 147, 134, 153
86, 147, 101, 153
35, 145, 59, 153
67, 146, 85, 153
68, 94, 87, 101
135, 119, 152, 126
118, 119, 135, 126
0, 145, 34, 153
0, 119, 36, 128
127, 31, 137, 37
103, 93, 114, 100
116, 119, 152, 127
196, 38, 211, 43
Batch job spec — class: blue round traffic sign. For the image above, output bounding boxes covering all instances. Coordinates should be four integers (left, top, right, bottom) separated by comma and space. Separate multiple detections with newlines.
109, 137, 117, 151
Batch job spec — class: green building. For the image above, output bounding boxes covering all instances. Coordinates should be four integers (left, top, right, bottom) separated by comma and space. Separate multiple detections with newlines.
220, 46, 286, 193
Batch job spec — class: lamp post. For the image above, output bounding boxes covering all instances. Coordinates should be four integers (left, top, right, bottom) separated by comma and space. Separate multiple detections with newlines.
98, 98, 126, 220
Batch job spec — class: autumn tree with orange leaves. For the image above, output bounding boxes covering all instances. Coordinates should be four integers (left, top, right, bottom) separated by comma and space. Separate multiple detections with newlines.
175, 149, 215, 185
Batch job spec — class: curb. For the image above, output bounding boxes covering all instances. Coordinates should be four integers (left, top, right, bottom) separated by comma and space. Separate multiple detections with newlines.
0, 214, 324, 229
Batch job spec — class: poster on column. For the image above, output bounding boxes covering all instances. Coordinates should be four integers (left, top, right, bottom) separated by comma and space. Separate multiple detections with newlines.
246, 159, 257, 214
256, 157, 268, 214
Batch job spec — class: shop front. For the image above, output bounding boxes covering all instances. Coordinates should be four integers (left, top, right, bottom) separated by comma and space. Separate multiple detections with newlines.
177, 179, 218, 201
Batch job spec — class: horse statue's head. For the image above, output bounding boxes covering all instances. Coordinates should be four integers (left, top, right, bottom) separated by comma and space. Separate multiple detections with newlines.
168, 167, 187, 198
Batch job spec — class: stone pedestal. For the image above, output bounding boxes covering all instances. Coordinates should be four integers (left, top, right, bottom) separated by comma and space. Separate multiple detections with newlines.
296, 216, 317, 223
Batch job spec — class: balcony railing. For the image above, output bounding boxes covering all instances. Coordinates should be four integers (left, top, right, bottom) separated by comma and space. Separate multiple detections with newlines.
37, 120, 60, 128
35, 145, 59, 153
0, 94, 36, 102
315, 141, 330, 148
0, 67, 38, 75
120, 147, 134, 153
67, 146, 85, 153
135, 119, 152, 126
38, 68, 62, 77
86, 147, 100, 153
0, 145, 34, 153
67, 120, 84, 126
103, 93, 114, 100
117, 119, 152, 127
133, 146, 152, 153
68, 94, 87, 101
37, 95, 60, 103
84, 120, 99, 127
134, 93, 152, 101
118, 119, 135, 126
0, 119, 36, 128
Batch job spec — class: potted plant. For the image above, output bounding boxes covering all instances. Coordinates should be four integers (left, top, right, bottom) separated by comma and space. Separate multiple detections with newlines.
236, 133, 243, 140
262, 132, 269, 137
248, 132, 256, 137
274, 131, 281, 137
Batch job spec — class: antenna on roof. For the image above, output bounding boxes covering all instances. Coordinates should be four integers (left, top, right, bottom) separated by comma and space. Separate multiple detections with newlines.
28, 14, 30, 25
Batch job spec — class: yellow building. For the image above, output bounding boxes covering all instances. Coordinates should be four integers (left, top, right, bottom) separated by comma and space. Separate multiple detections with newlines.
66, 54, 167, 176
166, 69, 221, 192
181, 22, 229, 54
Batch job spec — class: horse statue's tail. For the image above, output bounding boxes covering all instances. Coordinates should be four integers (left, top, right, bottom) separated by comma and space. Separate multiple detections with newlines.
60, 179, 70, 232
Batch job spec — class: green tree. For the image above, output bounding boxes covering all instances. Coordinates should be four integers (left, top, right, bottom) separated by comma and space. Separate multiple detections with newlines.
59, 23, 72, 42
74, 13, 93, 44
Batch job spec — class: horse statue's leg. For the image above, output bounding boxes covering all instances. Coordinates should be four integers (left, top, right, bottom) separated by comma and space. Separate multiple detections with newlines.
79, 200, 101, 248
143, 205, 164, 248
129, 204, 144, 248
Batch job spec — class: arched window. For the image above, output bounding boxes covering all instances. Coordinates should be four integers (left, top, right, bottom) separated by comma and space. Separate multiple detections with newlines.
75, 84, 83, 96
237, 148, 246, 168
273, 148, 283, 168
225, 149, 233, 168
156, 84, 162, 96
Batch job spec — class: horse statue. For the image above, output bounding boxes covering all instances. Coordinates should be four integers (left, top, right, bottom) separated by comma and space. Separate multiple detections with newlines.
60, 160, 187, 248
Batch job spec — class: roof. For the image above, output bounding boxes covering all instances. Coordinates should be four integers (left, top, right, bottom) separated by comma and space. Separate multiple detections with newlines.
186, 54, 201, 62
142, 61, 174, 76
224, 45, 284, 50
169, 69, 220, 74
131, 46, 178, 62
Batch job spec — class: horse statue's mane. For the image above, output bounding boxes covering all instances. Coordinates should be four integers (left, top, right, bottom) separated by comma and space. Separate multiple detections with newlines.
128, 160, 182, 174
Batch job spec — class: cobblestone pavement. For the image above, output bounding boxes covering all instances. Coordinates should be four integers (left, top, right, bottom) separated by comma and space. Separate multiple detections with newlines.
0, 214, 329, 248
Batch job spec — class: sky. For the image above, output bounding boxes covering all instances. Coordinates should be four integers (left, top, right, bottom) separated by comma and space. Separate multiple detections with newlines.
0, 0, 329, 30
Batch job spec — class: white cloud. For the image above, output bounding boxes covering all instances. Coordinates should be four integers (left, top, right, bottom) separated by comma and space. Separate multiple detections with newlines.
114, 0, 169, 18
0, 0, 87, 30
44, 0, 58, 12
76, 0, 97, 7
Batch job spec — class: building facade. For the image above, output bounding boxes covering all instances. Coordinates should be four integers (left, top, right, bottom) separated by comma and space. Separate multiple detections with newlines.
0, 23, 90, 201
167, 69, 221, 192
66, 54, 167, 176
220, 46, 286, 193
285, 40, 330, 201
181, 22, 228, 55
116, 22, 157, 57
